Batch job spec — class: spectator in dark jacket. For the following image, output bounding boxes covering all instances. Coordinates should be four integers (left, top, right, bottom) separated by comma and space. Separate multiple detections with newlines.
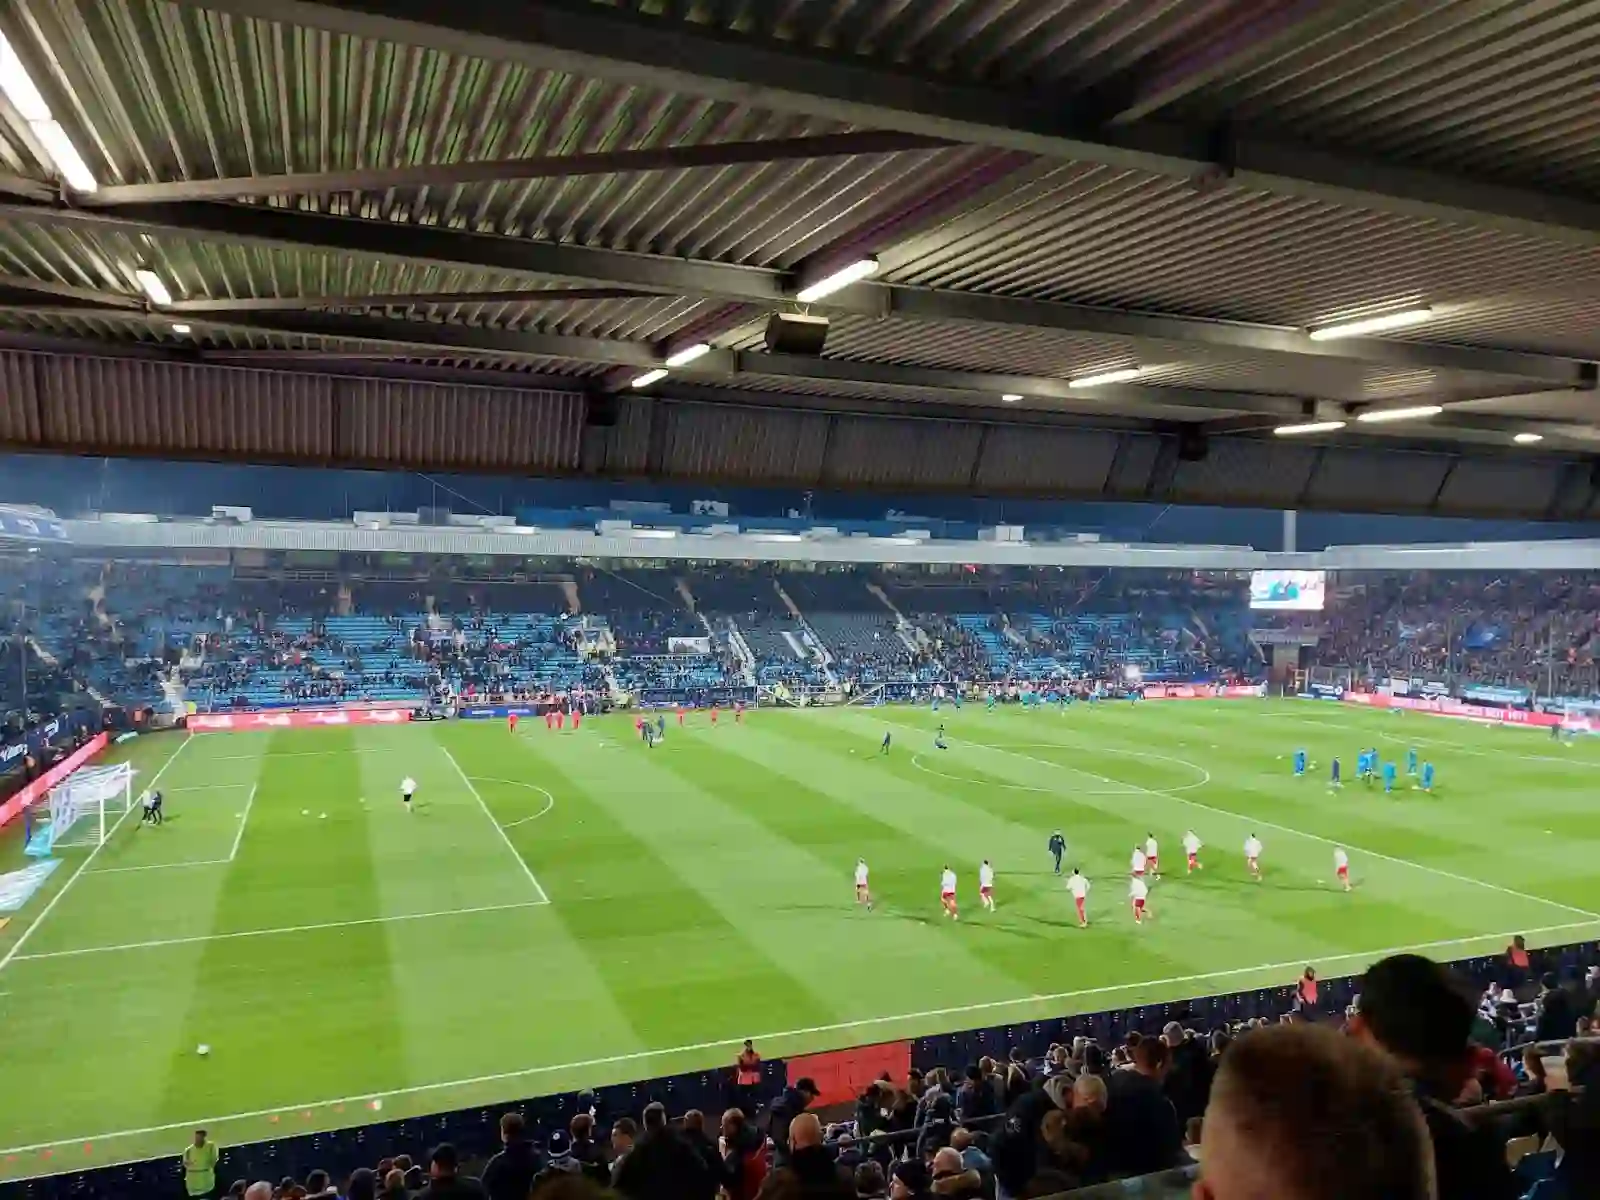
1349, 953, 1519, 1200
613, 1102, 716, 1200
482, 1113, 541, 1200
1103, 1038, 1183, 1178
755, 1114, 852, 1200
1545, 1039, 1600, 1198
681, 1110, 724, 1181
416, 1145, 487, 1200
768, 1079, 821, 1168
1534, 972, 1579, 1042
1161, 1024, 1214, 1125
956, 1065, 997, 1123
568, 1114, 608, 1185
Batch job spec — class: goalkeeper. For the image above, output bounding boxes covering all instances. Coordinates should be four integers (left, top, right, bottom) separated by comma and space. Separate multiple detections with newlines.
140, 788, 164, 825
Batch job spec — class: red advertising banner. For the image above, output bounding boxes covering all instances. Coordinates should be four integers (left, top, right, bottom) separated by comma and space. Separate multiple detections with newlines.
189, 708, 414, 733
0, 732, 110, 828
1144, 683, 1266, 700
1343, 691, 1562, 727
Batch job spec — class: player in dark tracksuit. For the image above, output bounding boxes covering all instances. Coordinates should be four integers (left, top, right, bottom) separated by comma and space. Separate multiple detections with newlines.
1049, 830, 1066, 874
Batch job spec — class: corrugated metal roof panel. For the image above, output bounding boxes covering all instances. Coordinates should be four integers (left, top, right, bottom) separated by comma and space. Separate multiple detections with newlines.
880, 162, 1600, 359
1167, 0, 1600, 193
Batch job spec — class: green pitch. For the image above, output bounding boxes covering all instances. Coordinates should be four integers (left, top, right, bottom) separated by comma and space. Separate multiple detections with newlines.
2, 699, 1599, 1178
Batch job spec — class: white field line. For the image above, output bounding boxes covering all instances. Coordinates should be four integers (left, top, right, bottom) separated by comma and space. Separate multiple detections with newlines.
0, 734, 195, 975
228, 784, 257, 861
92, 859, 230, 876
470, 777, 556, 828
441, 748, 550, 904
7, 916, 1595, 1160
959, 734, 1600, 922
162, 782, 255, 792
9, 900, 549, 962
200, 747, 393, 762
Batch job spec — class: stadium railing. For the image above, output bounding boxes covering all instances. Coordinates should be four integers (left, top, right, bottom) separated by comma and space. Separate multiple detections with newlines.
11, 939, 1596, 1200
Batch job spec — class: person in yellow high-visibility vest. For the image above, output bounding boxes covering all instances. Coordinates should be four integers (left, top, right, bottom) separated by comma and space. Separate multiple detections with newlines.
182, 1129, 219, 1198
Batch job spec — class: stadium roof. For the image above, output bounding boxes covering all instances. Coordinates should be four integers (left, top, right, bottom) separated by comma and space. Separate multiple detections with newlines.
1, 0, 1599, 517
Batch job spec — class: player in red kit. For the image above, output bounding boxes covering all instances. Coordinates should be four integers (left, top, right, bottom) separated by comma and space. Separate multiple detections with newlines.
572, 708, 582, 731
676, 705, 685, 726
508, 713, 519, 734
735, 701, 745, 724
545, 709, 555, 730
557, 709, 567, 730
711, 705, 720, 725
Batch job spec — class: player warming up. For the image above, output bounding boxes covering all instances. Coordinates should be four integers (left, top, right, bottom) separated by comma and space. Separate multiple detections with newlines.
934, 724, 949, 750
1330, 756, 1342, 787
1244, 833, 1263, 881
1067, 868, 1090, 927
401, 775, 417, 813
855, 858, 872, 911
880, 731, 892, 756
139, 788, 164, 825
1292, 748, 1307, 778
940, 865, 959, 921
1420, 761, 1436, 792
508, 712, 519, 735
1129, 875, 1150, 925
1130, 844, 1148, 880
1145, 833, 1160, 879
1183, 829, 1203, 873
1334, 847, 1351, 892
1048, 829, 1066, 874
1382, 758, 1398, 794
979, 859, 996, 911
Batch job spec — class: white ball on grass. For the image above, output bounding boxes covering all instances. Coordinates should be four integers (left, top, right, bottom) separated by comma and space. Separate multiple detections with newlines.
197, 1044, 210, 1057
320, 813, 327, 820
302, 809, 309, 816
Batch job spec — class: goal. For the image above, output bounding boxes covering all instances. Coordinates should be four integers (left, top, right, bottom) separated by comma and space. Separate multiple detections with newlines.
24, 762, 136, 857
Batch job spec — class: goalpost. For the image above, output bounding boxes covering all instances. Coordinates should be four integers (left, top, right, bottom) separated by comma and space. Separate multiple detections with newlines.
24, 762, 136, 857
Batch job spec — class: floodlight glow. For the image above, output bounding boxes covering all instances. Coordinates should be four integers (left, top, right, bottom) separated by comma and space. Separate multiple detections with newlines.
1355, 404, 1444, 424
171, 323, 192, 335
629, 368, 668, 389
1308, 307, 1433, 341
1273, 420, 1347, 436
1001, 393, 1022, 403
632, 529, 678, 539
1513, 432, 1545, 444
1068, 367, 1142, 388
134, 268, 173, 307
664, 343, 711, 367
794, 258, 879, 303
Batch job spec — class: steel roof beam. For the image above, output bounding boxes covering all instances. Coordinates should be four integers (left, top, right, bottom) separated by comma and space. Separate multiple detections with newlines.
165, 0, 1600, 249
81, 131, 953, 207
1, 199, 1588, 387
168, 287, 666, 313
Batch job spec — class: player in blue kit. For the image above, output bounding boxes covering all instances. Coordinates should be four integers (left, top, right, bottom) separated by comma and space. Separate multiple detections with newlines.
1420, 761, 1436, 792
1292, 749, 1307, 777
1382, 760, 1397, 794
1330, 756, 1342, 787
1406, 747, 1419, 776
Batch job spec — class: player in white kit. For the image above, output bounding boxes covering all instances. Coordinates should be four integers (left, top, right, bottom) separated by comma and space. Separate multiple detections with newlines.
855, 858, 873, 910
1145, 834, 1160, 879
979, 859, 996, 911
1244, 833, 1263, 880
1129, 875, 1150, 924
1130, 845, 1148, 879
401, 775, 417, 813
940, 865, 959, 920
1067, 869, 1091, 928
1334, 847, 1351, 892
1183, 829, 1203, 873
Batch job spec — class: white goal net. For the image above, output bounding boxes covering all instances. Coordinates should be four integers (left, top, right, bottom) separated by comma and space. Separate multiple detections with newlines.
27, 762, 135, 855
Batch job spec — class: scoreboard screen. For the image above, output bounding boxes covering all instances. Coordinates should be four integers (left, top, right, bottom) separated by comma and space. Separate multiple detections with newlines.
1249, 570, 1326, 611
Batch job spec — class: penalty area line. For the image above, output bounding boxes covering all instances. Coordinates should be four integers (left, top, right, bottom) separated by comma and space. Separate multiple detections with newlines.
9, 917, 1596, 1161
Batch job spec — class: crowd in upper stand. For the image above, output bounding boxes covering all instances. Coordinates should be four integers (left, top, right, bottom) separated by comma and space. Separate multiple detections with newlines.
10, 560, 1600, 726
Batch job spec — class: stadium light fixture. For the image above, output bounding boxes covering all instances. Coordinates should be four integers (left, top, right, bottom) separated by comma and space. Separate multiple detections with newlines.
663, 342, 711, 368
1513, 432, 1545, 444
1273, 420, 1347, 436
1068, 367, 1142, 388
794, 257, 879, 303
1001, 393, 1022, 403
170, 323, 192, 335
1355, 404, 1444, 424
1307, 307, 1433, 341
0, 36, 97, 193
632, 529, 677, 539
134, 268, 173, 307
629, 368, 668, 389
754, 533, 804, 542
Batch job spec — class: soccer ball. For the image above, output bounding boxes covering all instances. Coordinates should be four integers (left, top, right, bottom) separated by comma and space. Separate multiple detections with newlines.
302, 809, 309, 816
319, 813, 328, 820
370, 1098, 383, 1112
197, 1044, 210, 1057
